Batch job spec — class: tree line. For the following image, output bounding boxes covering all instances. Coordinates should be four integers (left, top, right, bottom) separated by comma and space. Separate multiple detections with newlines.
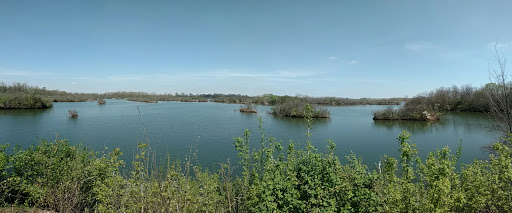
0, 81, 404, 108
373, 84, 502, 121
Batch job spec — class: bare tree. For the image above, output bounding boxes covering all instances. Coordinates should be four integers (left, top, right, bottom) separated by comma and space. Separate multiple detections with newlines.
486, 43, 512, 135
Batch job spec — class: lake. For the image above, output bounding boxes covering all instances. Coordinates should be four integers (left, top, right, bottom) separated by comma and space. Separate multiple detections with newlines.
0, 99, 500, 170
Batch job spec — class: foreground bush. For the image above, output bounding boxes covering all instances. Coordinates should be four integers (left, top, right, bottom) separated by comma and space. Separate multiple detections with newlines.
0, 140, 121, 212
1, 126, 512, 212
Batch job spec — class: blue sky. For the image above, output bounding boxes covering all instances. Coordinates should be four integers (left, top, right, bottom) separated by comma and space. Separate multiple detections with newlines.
1, 0, 512, 98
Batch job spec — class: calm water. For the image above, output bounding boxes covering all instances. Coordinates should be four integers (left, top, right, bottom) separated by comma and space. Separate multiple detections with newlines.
0, 99, 500, 168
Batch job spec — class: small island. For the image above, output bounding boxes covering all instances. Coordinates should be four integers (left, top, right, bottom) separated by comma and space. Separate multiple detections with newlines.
97, 98, 106, 105
373, 106, 440, 121
68, 109, 79, 118
239, 102, 257, 113
239, 108, 257, 113
270, 100, 330, 118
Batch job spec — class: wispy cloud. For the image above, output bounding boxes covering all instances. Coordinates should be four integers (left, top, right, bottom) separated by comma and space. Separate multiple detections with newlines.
66, 69, 332, 95
328, 56, 338, 61
74, 69, 321, 84
488, 41, 512, 48
405, 42, 433, 51
346, 59, 359, 65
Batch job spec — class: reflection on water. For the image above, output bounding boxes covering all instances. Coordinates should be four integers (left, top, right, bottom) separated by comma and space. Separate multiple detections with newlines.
0, 108, 52, 116
271, 115, 332, 128
373, 120, 448, 134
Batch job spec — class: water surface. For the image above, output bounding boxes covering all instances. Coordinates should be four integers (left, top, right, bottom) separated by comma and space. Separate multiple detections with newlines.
0, 100, 499, 168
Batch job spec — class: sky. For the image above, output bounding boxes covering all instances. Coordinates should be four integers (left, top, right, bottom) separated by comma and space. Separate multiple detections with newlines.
1, 0, 512, 98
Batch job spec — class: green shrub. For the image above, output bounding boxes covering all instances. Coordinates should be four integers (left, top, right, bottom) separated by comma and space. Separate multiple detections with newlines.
0, 139, 122, 212
1, 123, 512, 212
0, 94, 52, 109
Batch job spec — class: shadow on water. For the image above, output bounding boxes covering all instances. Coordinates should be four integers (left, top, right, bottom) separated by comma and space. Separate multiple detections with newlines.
0, 108, 52, 116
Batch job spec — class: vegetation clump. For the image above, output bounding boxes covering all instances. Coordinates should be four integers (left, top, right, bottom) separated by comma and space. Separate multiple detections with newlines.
68, 109, 79, 118
271, 100, 330, 118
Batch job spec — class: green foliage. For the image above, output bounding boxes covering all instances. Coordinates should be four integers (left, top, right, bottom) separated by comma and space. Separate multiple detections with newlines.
0, 144, 8, 178
233, 116, 380, 212
1, 127, 512, 212
0, 139, 122, 212
0, 94, 52, 109
93, 143, 229, 213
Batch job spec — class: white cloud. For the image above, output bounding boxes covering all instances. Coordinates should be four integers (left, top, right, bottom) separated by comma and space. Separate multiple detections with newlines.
329, 56, 338, 60
405, 42, 433, 51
